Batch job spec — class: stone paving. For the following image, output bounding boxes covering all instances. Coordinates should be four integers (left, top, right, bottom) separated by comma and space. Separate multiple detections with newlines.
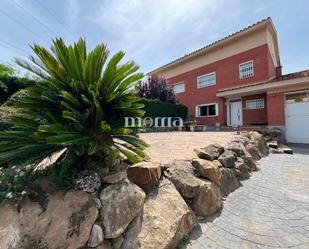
188, 145, 309, 249
140, 132, 237, 164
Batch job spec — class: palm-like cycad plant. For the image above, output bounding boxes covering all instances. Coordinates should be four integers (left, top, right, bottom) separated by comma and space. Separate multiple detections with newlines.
0, 38, 148, 179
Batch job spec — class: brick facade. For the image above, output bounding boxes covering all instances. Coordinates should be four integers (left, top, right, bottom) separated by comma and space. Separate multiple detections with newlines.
166, 44, 276, 126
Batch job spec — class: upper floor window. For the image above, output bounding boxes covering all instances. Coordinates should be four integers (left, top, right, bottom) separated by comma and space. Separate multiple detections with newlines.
173, 82, 185, 94
197, 72, 216, 88
196, 103, 219, 117
239, 60, 254, 79
246, 99, 264, 109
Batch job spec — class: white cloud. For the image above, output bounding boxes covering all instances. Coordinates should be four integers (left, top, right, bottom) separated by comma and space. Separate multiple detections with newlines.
85, 0, 221, 72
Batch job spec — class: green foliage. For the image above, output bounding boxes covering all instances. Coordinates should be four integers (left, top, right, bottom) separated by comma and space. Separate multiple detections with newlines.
0, 163, 48, 204
0, 75, 35, 105
177, 235, 192, 249
142, 99, 188, 120
0, 38, 148, 186
0, 64, 14, 77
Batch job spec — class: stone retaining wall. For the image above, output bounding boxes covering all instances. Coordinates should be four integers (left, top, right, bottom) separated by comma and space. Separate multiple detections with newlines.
0, 130, 281, 249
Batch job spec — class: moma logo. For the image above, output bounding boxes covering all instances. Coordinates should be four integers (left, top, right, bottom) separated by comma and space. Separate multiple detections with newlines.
124, 117, 183, 128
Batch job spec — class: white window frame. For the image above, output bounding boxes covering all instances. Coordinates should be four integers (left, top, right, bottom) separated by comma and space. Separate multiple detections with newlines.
239, 60, 254, 79
196, 103, 219, 117
245, 99, 264, 110
197, 72, 216, 88
172, 82, 185, 94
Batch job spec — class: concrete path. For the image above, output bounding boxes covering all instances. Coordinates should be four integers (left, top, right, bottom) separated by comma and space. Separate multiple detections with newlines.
188, 145, 309, 249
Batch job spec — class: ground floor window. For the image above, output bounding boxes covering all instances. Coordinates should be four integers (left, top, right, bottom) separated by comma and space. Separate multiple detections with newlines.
196, 103, 218, 117
246, 99, 264, 109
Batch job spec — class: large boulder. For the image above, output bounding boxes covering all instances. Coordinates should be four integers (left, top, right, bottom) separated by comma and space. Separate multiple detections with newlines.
164, 161, 202, 198
218, 150, 236, 168
121, 178, 197, 249
127, 162, 161, 192
191, 181, 222, 217
194, 148, 214, 161
165, 161, 222, 216
245, 143, 261, 161
100, 180, 145, 239
191, 159, 222, 185
244, 131, 269, 157
200, 143, 224, 160
233, 158, 251, 180
219, 168, 240, 196
227, 141, 258, 171
0, 187, 98, 249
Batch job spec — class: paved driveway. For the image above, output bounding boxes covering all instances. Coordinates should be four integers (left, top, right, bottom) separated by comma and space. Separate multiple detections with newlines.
188, 145, 309, 249
140, 132, 237, 164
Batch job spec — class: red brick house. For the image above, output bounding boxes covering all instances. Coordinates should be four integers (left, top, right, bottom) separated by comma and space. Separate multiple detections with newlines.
148, 17, 309, 144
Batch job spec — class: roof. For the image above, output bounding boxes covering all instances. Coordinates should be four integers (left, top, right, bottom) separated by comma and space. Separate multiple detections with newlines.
218, 69, 309, 93
148, 17, 276, 75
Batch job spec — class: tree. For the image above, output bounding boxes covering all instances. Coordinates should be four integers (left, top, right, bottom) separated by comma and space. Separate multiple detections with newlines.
136, 76, 177, 104
0, 38, 148, 181
0, 63, 14, 77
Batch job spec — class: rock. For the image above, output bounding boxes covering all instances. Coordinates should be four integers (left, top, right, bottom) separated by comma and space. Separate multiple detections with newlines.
112, 235, 124, 249
102, 171, 127, 184
194, 148, 214, 161
87, 224, 104, 248
246, 131, 269, 157
191, 159, 222, 185
121, 212, 143, 249
280, 146, 293, 154
93, 197, 102, 209
243, 153, 258, 171
0, 188, 98, 249
218, 150, 236, 168
164, 161, 202, 198
270, 148, 284, 154
219, 168, 240, 196
97, 240, 112, 249
200, 143, 224, 160
127, 162, 161, 192
127, 178, 197, 249
233, 158, 251, 180
74, 170, 101, 193
268, 141, 278, 149
191, 181, 222, 217
100, 180, 145, 239
226, 141, 245, 157
245, 143, 261, 161
165, 161, 222, 216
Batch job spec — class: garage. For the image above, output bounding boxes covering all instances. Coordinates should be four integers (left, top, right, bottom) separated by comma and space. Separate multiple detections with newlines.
285, 91, 309, 144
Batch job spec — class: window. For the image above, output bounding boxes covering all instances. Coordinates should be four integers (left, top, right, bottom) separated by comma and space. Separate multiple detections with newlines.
239, 61, 254, 79
196, 103, 219, 117
197, 72, 216, 88
173, 82, 185, 94
246, 99, 264, 109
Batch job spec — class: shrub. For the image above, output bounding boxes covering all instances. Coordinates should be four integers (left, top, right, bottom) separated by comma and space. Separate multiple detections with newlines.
0, 38, 148, 187
142, 99, 188, 120
136, 76, 177, 104
0, 75, 35, 105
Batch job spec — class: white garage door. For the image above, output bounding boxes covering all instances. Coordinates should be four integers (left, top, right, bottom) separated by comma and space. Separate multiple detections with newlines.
285, 91, 309, 144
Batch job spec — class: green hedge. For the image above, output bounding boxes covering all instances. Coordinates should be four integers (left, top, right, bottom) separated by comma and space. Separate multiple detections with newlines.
0, 75, 35, 105
141, 99, 188, 120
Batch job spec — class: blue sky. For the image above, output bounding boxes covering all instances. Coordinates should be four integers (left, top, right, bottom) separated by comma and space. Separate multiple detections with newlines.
0, 0, 308, 75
